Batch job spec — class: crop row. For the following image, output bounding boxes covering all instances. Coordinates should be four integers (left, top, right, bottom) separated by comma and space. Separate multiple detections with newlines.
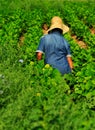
0, 3, 95, 105
0, 2, 95, 129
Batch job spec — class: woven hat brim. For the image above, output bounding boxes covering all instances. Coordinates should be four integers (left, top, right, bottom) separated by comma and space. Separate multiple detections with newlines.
48, 23, 69, 34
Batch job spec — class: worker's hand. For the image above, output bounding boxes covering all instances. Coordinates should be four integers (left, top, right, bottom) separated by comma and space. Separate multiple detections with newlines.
36, 52, 43, 60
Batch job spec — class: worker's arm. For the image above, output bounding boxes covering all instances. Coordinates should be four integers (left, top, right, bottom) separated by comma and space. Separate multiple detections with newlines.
36, 52, 43, 60
67, 56, 74, 70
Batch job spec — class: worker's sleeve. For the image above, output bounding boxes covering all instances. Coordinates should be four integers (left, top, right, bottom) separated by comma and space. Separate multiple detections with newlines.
36, 37, 45, 53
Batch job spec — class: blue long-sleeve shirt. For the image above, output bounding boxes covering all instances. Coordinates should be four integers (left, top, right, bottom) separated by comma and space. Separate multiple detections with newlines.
36, 31, 72, 75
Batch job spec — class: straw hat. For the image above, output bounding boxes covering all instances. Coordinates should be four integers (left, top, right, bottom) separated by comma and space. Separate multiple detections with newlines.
48, 16, 69, 34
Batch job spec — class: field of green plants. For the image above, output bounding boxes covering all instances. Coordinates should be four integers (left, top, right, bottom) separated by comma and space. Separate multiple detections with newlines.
0, 0, 95, 129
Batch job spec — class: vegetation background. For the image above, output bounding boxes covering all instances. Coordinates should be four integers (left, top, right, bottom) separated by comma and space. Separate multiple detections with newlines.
0, 0, 95, 130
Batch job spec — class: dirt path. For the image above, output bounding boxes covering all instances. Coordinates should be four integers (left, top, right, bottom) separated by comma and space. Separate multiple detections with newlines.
72, 27, 95, 49
90, 28, 95, 35
72, 35, 87, 49
18, 35, 25, 47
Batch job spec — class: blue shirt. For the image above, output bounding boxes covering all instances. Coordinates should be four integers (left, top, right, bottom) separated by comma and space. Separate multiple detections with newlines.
36, 31, 72, 75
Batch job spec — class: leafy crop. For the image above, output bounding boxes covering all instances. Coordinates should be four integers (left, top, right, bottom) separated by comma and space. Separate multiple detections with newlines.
0, 1, 95, 130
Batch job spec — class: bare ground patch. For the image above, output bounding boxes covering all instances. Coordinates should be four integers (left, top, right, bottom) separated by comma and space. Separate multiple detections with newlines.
90, 28, 95, 35
19, 35, 25, 45
72, 35, 87, 49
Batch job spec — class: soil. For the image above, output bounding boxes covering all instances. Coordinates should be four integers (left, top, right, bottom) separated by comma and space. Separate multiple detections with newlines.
72, 35, 87, 49
71, 28, 95, 49
90, 28, 95, 35
19, 35, 25, 47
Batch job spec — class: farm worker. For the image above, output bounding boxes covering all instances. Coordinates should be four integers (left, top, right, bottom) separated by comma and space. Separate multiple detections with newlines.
36, 16, 74, 75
